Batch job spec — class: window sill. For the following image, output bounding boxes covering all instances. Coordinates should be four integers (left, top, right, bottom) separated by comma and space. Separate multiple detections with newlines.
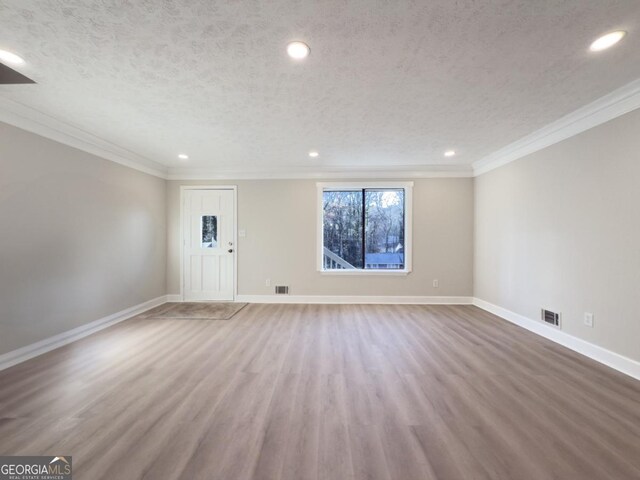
319, 269, 411, 276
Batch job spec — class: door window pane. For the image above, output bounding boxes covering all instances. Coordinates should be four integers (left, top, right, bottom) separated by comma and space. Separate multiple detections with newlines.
202, 216, 218, 248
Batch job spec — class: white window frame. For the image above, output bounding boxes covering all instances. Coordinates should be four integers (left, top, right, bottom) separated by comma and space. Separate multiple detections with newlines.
316, 181, 413, 275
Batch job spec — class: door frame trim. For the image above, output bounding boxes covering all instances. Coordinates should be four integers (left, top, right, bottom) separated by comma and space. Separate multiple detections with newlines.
179, 185, 238, 302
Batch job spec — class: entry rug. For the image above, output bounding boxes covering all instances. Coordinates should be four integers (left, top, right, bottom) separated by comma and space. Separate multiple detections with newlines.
142, 302, 248, 320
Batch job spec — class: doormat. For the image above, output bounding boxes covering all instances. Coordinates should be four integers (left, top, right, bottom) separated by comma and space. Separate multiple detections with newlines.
142, 302, 248, 320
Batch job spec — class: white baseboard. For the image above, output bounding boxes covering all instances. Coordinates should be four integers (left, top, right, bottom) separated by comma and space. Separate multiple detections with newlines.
5, 294, 635, 381
236, 295, 473, 305
472, 298, 640, 381
0, 295, 168, 372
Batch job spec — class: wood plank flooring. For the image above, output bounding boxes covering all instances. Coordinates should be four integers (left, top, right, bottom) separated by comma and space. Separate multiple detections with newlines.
1, 304, 639, 479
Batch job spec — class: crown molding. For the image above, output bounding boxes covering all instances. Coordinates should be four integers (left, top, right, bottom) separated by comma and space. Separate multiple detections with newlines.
0, 96, 169, 179
166, 164, 473, 180
0, 98, 473, 180
4, 76, 639, 181
473, 78, 640, 176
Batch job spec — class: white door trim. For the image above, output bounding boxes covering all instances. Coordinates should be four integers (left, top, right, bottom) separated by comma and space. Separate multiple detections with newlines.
179, 185, 238, 302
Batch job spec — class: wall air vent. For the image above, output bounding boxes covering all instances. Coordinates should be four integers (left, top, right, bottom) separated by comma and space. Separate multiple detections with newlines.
275, 286, 289, 295
541, 309, 561, 328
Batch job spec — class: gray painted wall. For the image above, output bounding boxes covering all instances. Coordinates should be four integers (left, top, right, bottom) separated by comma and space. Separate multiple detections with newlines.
475, 108, 640, 362
166, 179, 475, 297
4, 106, 639, 367
0, 122, 167, 356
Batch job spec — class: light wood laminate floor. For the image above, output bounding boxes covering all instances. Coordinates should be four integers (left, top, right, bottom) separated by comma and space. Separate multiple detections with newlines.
1, 304, 639, 479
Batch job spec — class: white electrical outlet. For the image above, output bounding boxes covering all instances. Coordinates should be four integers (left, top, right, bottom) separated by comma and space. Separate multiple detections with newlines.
239, 229, 246, 237
433, 279, 439, 288
584, 313, 594, 328
265, 278, 271, 287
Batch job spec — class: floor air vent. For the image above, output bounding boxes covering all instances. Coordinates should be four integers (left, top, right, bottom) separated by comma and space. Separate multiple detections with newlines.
275, 286, 289, 295
541, 309, 561, 328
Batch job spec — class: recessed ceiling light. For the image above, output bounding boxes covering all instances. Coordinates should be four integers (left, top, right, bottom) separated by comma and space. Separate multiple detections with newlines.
309, 151, 319, 158
178, 154, 189, 160
287, 41, 310, 60
0, 49, 25, 65
589, 31, 626, 52
444, 150, 456, 157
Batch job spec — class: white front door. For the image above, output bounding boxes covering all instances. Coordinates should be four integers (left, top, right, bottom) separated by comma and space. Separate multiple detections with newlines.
182, 188, 235, 301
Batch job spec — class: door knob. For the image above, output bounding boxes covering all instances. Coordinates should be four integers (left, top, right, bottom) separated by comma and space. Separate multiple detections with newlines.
228, 249, 233, 253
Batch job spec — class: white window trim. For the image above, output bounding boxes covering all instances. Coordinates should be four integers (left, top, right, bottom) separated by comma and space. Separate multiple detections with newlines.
316, 181, 413, 275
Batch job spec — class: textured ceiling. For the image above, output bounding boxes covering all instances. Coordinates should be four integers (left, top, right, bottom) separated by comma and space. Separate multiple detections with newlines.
1, 0, 639, 173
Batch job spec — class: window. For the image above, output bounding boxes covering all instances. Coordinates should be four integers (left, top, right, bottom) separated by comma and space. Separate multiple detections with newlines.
201, 215, 218, 248
317, 182, 412, 274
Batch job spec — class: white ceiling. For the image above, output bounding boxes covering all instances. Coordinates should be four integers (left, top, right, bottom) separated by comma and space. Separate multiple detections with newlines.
1, 1, 639, 177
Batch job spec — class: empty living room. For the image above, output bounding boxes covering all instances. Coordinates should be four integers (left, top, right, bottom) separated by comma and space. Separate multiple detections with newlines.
1, 1, 640, 479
